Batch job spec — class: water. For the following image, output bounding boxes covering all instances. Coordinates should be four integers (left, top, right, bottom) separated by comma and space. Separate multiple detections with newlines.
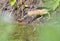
0, 11, 37, 41
0, 7, 60, 41
37, 7, 60, 41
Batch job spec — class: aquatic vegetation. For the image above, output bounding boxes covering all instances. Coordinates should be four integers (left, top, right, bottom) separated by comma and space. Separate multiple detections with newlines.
42, 0, 60, 11
0, 0, 60, 41
10, 0, 16, 6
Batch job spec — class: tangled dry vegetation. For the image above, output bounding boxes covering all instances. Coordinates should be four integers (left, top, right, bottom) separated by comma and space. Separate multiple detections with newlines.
0, 0, 48, 25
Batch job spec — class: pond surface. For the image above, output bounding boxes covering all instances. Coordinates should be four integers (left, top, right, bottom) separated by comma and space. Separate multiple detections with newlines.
0, 5, 60, 41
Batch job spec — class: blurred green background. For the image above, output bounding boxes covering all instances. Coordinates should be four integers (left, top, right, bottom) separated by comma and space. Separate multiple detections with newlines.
0, 0, 60, 41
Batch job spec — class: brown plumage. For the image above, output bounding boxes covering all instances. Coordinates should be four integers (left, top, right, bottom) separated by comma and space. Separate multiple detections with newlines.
17, 9, 49, 23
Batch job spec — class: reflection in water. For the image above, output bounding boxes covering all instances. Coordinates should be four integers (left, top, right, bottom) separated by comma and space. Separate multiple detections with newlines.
9, 24, 38, 41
